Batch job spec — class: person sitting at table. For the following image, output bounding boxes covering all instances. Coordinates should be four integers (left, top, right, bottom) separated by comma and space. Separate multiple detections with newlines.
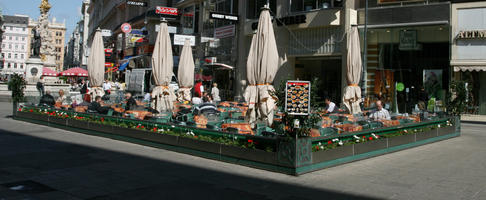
192, 93, 203, 105
323, 97, 336, 114
39, 91, 55, 107
124, 92, 137, 111
56, 89, 68, 105
370, 100, 391, 120
88, 96, 111, 114
194, 96, 218, 115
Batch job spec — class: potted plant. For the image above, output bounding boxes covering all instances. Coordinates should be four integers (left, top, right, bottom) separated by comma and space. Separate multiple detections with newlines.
8, 74, 27, 116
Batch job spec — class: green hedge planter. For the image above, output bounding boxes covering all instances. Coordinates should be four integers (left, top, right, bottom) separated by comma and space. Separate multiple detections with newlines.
14, 111, 460, 176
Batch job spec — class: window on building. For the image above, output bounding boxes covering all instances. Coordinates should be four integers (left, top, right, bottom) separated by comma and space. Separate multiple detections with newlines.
14, 54, 17, 59
21, 54, 24, 59
22, 27, 26, 31
9, 26, 12, 30
22, 37, 25, 41
21, 45, 24, 50
1, 53, 4, 58
7, 63, 10, 68
13, 63, 17, 69
1, 44, 4, 49
291, 0, 342, 12
20, 64, 23, 69
15, 44, 18, 49
247, 0, 276, 19
9, 36, 12, 40
15, 36, 18, 41
8, 53, 11, 59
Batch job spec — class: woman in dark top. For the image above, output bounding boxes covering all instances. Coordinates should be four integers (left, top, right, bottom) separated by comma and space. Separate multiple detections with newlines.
124, 92, 137, 111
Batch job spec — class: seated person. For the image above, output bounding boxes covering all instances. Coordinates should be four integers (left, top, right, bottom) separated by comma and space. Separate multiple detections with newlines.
192, 94, 203, 105
56, 89, 68, 105
323, 97, 336, 114
369, 100, 391, 120
88, 96, 111, 114
39, 91, 55, 106
124, 92, 137, 111
193, 96, 218, 115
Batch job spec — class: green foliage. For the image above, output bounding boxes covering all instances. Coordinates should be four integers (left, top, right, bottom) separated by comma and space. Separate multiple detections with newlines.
7, 74, 27, 103
446, 80, 471, 116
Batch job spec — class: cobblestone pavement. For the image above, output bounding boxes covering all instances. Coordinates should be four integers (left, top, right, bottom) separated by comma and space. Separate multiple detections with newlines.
0, 102, 484, 200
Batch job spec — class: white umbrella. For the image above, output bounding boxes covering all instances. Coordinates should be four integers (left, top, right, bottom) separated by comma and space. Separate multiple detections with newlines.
87, 28, 105, 101
151, 21, 176, 112
244, 7, 279, 127
342, 27, 362, 114
177, 39, 194, 102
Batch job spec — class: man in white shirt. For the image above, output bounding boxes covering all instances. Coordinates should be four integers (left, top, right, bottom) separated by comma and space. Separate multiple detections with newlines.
370, 100, 391, 120
324, 97, 336, 114
103, 81, 112, 93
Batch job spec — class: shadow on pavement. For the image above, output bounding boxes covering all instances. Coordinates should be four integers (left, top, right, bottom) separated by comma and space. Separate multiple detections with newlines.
0, 127, 383, 200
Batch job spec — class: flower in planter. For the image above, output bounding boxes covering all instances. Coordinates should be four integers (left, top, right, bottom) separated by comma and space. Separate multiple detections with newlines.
327, 140, 332, 145
438, 124, 441, 128
332, 138, 339, 142
18, 108, 22, 112
29, 109, 33, 112
153, 127, 158, 132
338, 141, 343, 146
368, 137, 373, 140
100, 118, 105, 122
371, 133, 379, 139
248, 139, 253, 143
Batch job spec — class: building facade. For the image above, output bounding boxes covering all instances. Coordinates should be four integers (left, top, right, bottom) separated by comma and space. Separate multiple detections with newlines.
357, 0, 451, 113
0, 15, 30, 76
450, 0, 486, 115
50, 19, 66, 71
64, 22, 81, 68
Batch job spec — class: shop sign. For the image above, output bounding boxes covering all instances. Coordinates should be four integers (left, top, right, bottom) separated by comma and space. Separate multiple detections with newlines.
137, 45, 154, 55
101, 29, 112, 37
285, 81, 311, 116
377, 0, 424, 4
121, 23, 132, 33
214, 25, 235, 39
156, 6, 179, 16
105, 62, 114, 68
399, 30, 417, 50
155, 25, 177, 33
210, 12, 239, 21
126, 0, 148, 7
173, 34, 196, 46
456, 30, 486, 39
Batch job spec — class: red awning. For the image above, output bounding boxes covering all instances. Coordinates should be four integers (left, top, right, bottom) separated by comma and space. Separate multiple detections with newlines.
59, 67, 88, 77
42, 67, 58, 77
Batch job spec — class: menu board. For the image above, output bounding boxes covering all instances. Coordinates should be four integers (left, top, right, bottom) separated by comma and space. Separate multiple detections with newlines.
285, 81, 311, 116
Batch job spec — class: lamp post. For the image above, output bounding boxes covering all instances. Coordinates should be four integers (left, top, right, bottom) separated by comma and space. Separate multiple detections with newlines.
362, 0, 368, 99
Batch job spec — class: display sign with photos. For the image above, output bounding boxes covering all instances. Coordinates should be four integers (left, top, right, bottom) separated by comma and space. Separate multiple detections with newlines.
285, 81, 311, 116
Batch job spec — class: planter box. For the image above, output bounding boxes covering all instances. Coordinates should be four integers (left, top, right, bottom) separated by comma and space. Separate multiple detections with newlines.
354, 139, 388, 155
438, 126, 455, 136
178, 137, 221, 154
17, 112, 47, 122
221, 145, 278, 165
88, 122, 113, 134
48, 116, 67, 126
138, 132, 179, 146
112, 126, 138, 138
67, 119, 89, 129
312, 145, 353, 164
416, 130, 437, 141
388, 134, 416, 148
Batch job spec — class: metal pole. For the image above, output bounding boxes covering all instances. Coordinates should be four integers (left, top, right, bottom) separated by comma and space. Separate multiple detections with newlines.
363, 0, 368, 98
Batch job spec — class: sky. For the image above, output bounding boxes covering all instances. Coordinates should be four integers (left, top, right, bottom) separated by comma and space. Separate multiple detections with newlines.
0, 0, 83, 45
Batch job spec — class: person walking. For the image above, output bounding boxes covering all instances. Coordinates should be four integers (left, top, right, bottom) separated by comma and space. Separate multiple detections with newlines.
211, 83, 221, 103
36, 76, 45, 97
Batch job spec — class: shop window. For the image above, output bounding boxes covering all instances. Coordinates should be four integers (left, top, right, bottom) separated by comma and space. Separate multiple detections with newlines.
181, 5, 197, 34
247, 0, 276, 19
291, 0, 342, 12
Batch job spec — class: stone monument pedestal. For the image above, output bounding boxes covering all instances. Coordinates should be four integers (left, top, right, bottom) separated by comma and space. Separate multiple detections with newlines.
25, 57, 43, 84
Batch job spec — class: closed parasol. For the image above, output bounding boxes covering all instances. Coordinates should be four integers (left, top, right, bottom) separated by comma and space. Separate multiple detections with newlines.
244, 6, 280, 127
342, 27, 362, 114
87, 28, 105, 101
177, 39, 195, 102
151, 21, 176, 112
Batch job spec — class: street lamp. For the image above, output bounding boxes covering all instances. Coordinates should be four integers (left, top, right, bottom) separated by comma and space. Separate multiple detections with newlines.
362, 0, 368, 99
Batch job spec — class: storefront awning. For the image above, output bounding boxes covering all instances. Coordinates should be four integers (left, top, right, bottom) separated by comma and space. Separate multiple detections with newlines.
454, 66, 486, 72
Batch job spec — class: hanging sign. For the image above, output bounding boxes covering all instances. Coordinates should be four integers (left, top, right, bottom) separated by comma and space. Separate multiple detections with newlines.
396, 82, 405, 92
210, 12, 239, 21
121, 23, 132, 33
285, 81, 311, 116
156, 6, 179, 16
101, 29, 112, 36
214, 25, 235, 39
173, 34, 196, 46
126, 0, 148, 7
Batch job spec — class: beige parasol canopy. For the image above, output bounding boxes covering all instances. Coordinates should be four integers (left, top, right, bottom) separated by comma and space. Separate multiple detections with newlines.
343, 27, 363, 114
151, 21, 176, 112
244, 7, 279, 127
87, 28, 105, 101
177, 39, 195, 102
